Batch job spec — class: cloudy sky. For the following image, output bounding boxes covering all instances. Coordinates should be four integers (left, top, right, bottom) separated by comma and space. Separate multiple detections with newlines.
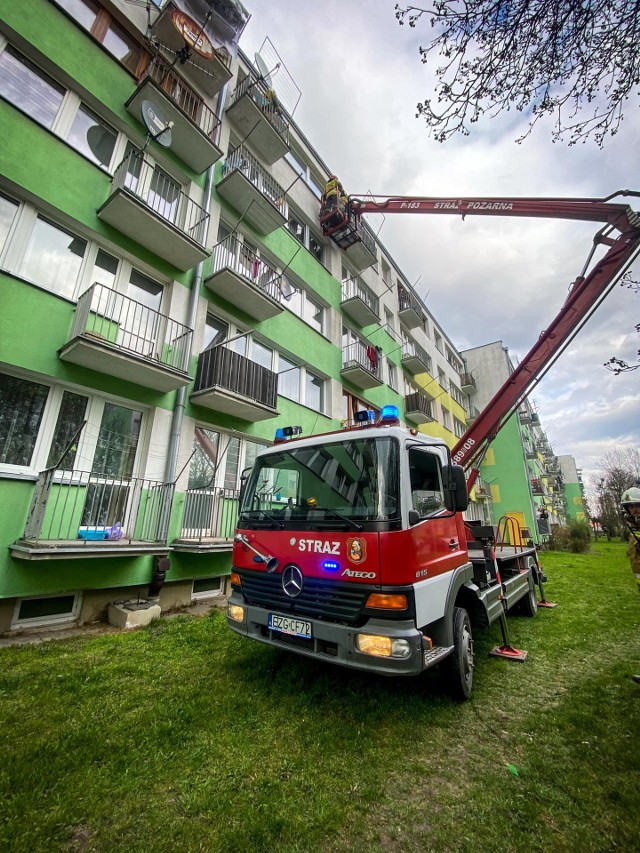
239, 1, 639, 492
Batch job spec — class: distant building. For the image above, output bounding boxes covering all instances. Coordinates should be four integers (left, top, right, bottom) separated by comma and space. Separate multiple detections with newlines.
557, 455, 587, 522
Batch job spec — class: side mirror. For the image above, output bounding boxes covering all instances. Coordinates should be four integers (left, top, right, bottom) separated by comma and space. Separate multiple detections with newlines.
238, 466, 252, 507
408, 509, 421, 526
443, 464, 468, 512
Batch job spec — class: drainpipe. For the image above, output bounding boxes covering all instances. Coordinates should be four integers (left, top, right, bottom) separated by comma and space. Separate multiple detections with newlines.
160, 84, 228, 536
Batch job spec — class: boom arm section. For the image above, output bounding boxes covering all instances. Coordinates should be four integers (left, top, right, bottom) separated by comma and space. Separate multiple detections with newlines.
320, 191, 640, 487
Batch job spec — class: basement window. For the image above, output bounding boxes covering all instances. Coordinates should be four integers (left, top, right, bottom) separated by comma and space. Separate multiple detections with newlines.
192, 576, 225, 600
13, 593, 81, 628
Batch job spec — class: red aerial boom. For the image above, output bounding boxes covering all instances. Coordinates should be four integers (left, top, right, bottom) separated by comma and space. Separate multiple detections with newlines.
320, 190, 640, 491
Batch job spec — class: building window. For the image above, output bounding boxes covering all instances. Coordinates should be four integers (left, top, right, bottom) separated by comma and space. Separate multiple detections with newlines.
303, 294, 324, 334
278, 355, 301, 402
46, 391, 89, 470
286, 210, 324, 264
19, 216, 88, 299
67, 103, 117, 167
192, 576, 224, 599
0, 193, 19, 255
0, 48, 65, 128
286, 214, 305, 242
435, 332, 444, 354
13, 594, 80, 628
0, 374, 49, 467
453, 417, 466, 439
438, 368, 447, 389
342, 392, 380, 424
388, 363, 398, 392
54, 0, 145, 75
309, 233, 324, 264
202, 315, 228, 351
306, 371, 323, 411
442, 406, 452, 431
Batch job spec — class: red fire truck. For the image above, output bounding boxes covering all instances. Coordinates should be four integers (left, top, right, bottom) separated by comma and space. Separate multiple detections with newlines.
226, 190, 640, 699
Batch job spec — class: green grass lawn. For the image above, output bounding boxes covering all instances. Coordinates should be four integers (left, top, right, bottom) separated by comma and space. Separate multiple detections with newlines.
1, 541, 639, 852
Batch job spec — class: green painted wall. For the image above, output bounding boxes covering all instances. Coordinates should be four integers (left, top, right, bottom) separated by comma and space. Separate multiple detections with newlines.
564, 483, 586, 521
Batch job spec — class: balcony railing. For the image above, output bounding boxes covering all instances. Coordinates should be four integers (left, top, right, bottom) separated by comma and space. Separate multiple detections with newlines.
398, 288, 421, 315
111, 150, 210, 246
179, 487, 240, 543
401, 338, 431, 368
70, 283, 192, 372
21, 467, 173, 546
195, 344, 278, 409
229, 73, 289, 140
342, 275, 379, 316
404, 391, 434, 422
220, 145, 287, 218
460, 372, 477, 393
342, 340, 383, 382
143, 59, 222, 142
211, 234, 286, 303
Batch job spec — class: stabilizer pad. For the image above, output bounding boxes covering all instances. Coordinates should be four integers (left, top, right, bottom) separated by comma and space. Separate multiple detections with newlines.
490, 645, 528, 662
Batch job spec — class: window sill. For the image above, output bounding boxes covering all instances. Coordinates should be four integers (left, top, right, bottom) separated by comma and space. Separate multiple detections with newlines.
0, 469, 39, 482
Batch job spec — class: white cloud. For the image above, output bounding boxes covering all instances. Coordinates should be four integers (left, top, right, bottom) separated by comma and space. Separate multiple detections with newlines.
241, 1, 640, 475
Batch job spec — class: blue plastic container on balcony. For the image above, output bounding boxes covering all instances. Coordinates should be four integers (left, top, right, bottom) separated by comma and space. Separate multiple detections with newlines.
77, 526, 111, 541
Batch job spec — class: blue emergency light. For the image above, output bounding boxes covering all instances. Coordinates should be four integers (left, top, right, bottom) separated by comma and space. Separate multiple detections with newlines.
380, 404, 400, 424
322, 560, 340, 572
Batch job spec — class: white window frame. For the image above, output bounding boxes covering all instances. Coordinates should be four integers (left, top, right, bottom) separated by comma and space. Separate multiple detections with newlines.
191, 576, 226, 600
12, 592, 82, 629
0, 368, 149, 480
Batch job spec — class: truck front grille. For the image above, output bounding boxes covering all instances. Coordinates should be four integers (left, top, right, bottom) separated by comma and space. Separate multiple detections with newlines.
238, 570, 368, 624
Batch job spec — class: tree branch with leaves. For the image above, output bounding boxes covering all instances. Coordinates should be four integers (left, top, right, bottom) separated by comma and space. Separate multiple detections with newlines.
396, 1, 640, 146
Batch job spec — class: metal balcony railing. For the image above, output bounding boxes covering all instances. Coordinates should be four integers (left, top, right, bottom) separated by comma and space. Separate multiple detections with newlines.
402, 338, 430, 367
341, 275, 379, 316
460, 372, 477, 392
230, 73, 289, 139
143, 59, 222, 140
398, 288, 422, 316
195, 344, 278, 408
211, 234, 286, 304
23, 467, 173, 544
358, 218, 377, 257
180, 487, 240, 541
71, 283, 192, 372
221, 145, 287, 216
404, 392, 434, 420
112, 150, 209, 245
342, 340, 383, 380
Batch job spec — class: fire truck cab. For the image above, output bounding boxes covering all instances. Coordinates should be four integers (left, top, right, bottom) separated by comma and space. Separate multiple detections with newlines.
227, 408, 540, 699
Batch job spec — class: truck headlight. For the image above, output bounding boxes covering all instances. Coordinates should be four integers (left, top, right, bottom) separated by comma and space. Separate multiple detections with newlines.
355, 634, 411, 659
228, 604, 245, 623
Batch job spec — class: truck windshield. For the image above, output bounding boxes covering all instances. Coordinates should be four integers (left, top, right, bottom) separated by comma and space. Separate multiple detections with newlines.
240, 436, 399, 523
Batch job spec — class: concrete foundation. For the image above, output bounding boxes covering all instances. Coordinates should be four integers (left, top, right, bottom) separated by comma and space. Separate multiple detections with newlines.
108, 600, 162, 629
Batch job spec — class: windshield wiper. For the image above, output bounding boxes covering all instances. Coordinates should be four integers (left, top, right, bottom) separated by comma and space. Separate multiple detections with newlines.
239, 509, 284, 528
315, 508, 363, 530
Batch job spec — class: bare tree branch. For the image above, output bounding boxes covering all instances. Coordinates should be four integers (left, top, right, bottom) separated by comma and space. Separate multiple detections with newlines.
396, 1, 640, 146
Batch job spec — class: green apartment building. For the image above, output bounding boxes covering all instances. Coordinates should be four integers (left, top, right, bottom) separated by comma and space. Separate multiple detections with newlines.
461, 341, 567, 543
0, 0, 477, 632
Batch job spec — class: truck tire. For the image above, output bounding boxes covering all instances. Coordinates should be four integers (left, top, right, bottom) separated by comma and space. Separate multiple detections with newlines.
519, 576, 538, 617
445, 606, 474, 700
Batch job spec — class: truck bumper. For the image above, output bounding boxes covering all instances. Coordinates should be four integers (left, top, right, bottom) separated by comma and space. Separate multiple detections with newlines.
226, 595, 434, 676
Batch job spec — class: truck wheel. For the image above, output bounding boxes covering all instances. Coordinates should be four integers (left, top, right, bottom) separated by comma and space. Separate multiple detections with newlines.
445, 607, 474, 700
519, 577, 538, 617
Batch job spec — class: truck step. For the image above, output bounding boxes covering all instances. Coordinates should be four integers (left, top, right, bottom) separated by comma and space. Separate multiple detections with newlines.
422, 645, 453, 668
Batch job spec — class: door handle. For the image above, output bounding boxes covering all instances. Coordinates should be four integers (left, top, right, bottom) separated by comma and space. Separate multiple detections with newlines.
449, 539, 460, 549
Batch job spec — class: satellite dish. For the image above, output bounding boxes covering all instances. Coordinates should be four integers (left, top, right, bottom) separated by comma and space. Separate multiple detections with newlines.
140, 99, 173, 148
254, 52, 272, 87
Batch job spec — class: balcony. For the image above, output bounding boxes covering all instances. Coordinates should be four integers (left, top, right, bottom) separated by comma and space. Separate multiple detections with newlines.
204, 234, 286, 321
474, 484, 492, 500
466, 406, 480, 424
191, 344, 278, 421
173, 488, 240, 552
98, 150, 209, 271
216, 146, 287, 235
126, 60, 223, 174
460, 372, 477, 394
226, 73, 289, 165
404, 392, 434, 424
401, 339, 431, 375
147, 1, 237, 98
398, 288, 423, 329
11, 468, 172, 560
341, 276, 380, 326
341, 341, 384, 390
58, 284, 193, 392
343, 218, 377, 272
531, 478, 545, 496
518, 410, 532, 424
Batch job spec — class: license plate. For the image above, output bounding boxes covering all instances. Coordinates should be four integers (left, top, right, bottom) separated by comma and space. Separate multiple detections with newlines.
268, 613, 312, 639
